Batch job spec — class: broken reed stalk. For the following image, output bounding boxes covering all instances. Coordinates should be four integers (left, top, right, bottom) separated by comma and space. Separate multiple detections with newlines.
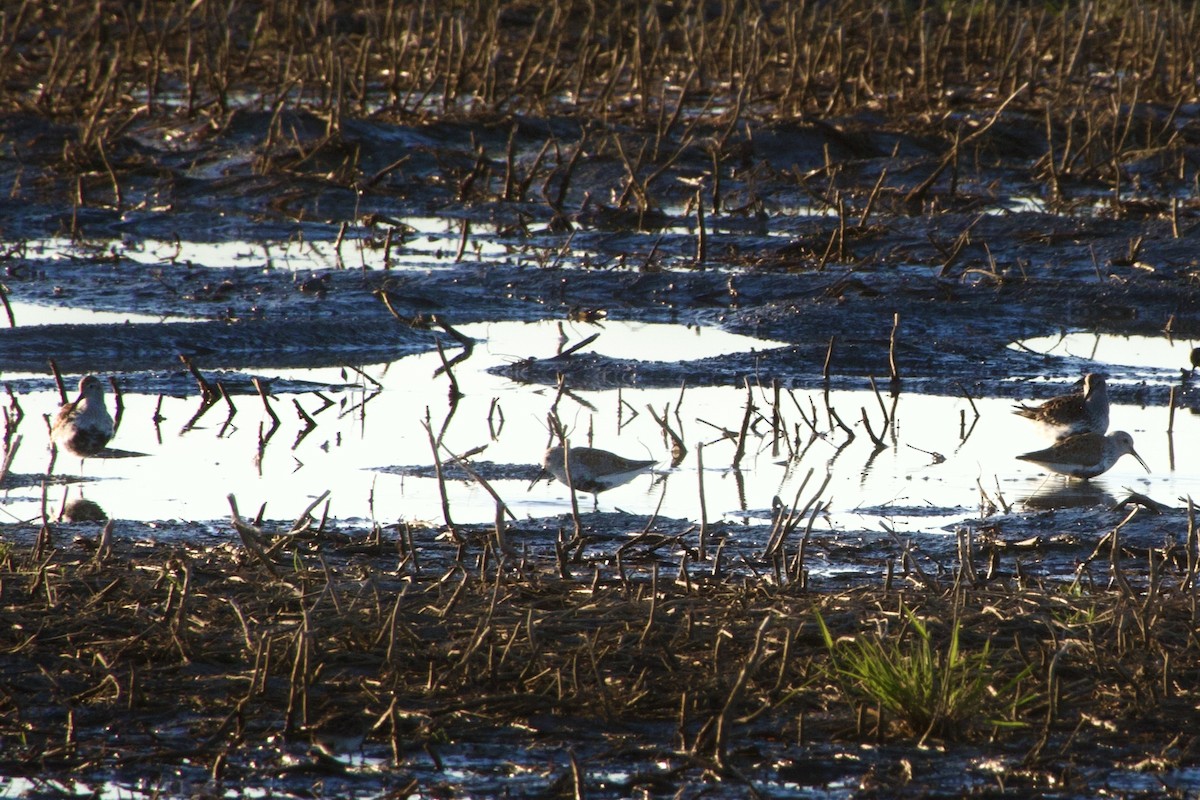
180, 355, 217, 403
421, 412, 459, 543
217, 382, 238, 419
858, 167, 888, 228
251, 377, 280, 427
955, 382, 980, 419
49, 360, 66, 405
731, 381, 754, 469
767, 469, 832, 561
454, 218, 470, 262
1108, 508, 1137, 598
290, 489, 330, 533
1168, 385, 1177, 433
227, 493, 280, 577
827, 403, 854, 441
888, 312, 900, 386
433, 339, 463, 401
1168, 385, 1178, 470
1185, 497, 1198, 608
0, 434, 20, 486
713, 615, 770, 768
0, 283, 15, 327
441, 445, 516, 554
646, 403, 686, 463
792, 500, 824, 588
867, 376, 890, 431
696, 441, 708, 560
547, 417, 583, 539
292, 399, 316, 432
765, 468, 812, 558
94, 519, 114, 564
860, 407, 886, 449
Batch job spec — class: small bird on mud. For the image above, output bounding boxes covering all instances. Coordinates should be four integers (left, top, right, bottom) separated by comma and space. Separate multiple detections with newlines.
540, 445, 656, 503
1016, 430, 1148, 480
51, 375, 115, 459
1013, 373, 1109, 440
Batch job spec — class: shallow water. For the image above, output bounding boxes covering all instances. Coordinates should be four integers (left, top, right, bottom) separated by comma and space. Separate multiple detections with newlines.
4, 301, 1197, 551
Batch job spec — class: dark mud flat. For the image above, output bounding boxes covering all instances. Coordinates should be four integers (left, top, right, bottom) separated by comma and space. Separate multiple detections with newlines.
4, 0, 1200, 797
3, 510, 1200, 799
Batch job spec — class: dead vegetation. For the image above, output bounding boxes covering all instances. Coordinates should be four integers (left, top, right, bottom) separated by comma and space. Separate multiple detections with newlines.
2, 504, 1200, 792
1, 0, 1197, 225
3, 0, 1200, 794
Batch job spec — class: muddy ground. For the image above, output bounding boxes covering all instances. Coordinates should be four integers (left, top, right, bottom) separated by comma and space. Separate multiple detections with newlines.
3, 0, 1200, 796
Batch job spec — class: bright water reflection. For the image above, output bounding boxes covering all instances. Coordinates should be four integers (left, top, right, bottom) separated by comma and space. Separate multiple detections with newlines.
1016, 331, 1198, 373
2, 310, 1198, 535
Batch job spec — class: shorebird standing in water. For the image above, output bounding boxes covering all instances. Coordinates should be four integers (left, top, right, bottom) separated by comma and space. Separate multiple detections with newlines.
541, 445, 656, 507
1014, 373, 1109, 440
51, 375, 114, 460
1017, 430, 1148, 480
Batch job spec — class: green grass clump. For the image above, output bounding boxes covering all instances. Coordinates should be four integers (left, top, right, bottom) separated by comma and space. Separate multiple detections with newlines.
816, 604, 1033, 742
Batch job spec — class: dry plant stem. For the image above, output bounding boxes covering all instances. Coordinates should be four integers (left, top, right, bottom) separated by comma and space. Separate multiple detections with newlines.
226, 493, 279, 578
645, 403, 686, 463
442, 446, 516, 554
731, 381, 754, 469
179, 355, 216, 403
292, 399, 316, 432
827, 403, 854, 441
858, 167, 888, 228
695, 441, 709, 560
713, 615, 770, 769
433, 339, 462, 400
793, 501, 823, 588
0, 283, 15, 327
454, 219, 470, 262
888, 312, 901, 386
765, 468, 812, 557
556, 332, 600, 359
1108, 509, 1137, 598
291, 490, 330, 533
956, 382, 981, 419
49, 360, 66, 405
250, 377, 279, 427
421, 413, 459, 543
860, 408, 886, 449
769, 469, 831, 561
94, 519, 114, 564
771, 380, 782, 457
0, 434, 20, 486
905, 81, 1030, 206
217, 382, 237, 419
867, 376, 890, 431
547, 413, 583, 536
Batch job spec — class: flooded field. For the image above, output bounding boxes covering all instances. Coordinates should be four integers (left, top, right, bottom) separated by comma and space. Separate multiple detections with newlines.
4, 295, 1200, 554
3, 1, 1200, 797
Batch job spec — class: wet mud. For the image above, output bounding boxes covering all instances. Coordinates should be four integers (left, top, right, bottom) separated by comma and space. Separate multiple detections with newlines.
4, 2, 1200, 796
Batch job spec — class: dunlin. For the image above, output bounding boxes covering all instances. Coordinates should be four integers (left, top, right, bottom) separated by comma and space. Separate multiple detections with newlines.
1016, 430, 1148, 480
51, 375, 114, 458
1014, 373, 1109, 440
542, 445, 656, 497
